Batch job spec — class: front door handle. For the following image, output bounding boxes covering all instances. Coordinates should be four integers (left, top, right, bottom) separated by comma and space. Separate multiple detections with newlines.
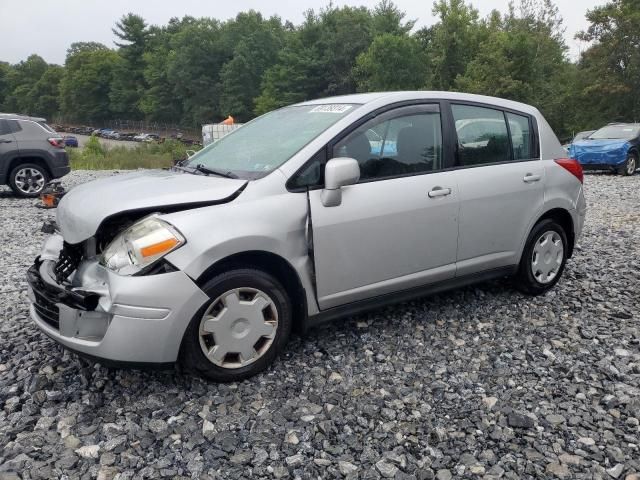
0, 139, 12, 143
428, 186, 452, 198
523, 173, 541, 183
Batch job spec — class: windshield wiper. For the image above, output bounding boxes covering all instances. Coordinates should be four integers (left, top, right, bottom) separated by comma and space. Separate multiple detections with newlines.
194, 164, 239, 179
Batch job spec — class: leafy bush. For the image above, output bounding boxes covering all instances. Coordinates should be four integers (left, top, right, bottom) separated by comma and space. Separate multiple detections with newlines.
83, 135, 106, 157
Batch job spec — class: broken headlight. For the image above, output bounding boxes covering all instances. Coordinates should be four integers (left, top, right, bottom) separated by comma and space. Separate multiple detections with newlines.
101, 216, 185, 275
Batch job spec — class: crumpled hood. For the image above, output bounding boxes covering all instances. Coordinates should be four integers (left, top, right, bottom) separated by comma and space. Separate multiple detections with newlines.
57, 169, 246, 244
569, 139, 630, 165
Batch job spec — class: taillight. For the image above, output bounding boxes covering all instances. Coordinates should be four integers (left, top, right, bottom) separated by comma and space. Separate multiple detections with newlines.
48, 137, 64, 148
554, 158, 583, 184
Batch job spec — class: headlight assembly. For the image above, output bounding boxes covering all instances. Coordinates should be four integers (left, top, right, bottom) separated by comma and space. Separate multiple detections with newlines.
101, 216, 185, 275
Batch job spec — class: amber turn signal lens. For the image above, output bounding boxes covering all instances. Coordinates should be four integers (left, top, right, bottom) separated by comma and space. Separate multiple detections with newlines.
140, 238, 179, 258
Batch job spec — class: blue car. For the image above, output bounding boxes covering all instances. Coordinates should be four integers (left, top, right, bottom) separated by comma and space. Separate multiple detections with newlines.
569, 123, 639, 176
63, 135, 78, 148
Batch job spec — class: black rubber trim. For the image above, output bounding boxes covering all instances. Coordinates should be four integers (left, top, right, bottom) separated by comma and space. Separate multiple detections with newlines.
303, 266, 516, 332
28, 261, 100, 311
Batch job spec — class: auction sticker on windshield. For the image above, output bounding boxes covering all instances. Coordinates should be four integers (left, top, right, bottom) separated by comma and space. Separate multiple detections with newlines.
310, 104, 353, 113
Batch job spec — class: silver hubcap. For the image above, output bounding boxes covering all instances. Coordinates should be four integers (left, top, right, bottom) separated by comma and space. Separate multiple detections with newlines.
531, 230, 564, 284
198, 288, 278, 369
14, 168, 45, 194
627, 156, 636, 175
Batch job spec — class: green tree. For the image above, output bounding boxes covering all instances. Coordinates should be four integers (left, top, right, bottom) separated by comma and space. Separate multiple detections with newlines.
255, 6, 375, 114
110, 13, 149, 119
574, 0, 640, 126
140, 19, 193, 123
165, 18, 228, 126
2, 54, 49, 113
28, 65, 64, 118
424, 0, 481, 90
372, 0, 416, 36
355, 34, 427, 91
455, 0, 570, 134
218, 12, 286, 122
59, 43, 119, 122
0, 62, 14, 110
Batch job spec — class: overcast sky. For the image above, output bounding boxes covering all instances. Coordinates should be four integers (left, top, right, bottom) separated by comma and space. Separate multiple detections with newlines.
1, 0, 604, 65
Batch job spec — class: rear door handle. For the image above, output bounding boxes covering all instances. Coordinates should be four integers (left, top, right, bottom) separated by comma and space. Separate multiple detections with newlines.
428, 186, 452, 198
523, 173, 541, 183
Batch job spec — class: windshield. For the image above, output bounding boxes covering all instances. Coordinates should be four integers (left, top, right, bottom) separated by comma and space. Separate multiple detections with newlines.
589, 125, 640, 140
186, 104, 357, 179
573, 131, 594, 142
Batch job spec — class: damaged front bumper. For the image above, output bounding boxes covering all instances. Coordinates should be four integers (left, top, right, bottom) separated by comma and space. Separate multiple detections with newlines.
27, 234, 209, 365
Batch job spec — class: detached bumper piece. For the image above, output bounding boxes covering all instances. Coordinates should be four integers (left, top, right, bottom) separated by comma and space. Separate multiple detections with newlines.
38, 181, 66, 209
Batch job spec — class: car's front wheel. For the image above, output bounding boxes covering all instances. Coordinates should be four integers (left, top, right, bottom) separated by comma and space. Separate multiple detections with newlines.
619, 152, 637, 176
8, 163, 49, 198
514, 219, 568, 295
180, 268, 292, 382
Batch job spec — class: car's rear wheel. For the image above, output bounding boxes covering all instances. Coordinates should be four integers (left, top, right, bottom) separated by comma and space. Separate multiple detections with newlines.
619, 152, 637, 176
9, 163, 49, 198
180, 268, 292, 382
514, 218, 568, 295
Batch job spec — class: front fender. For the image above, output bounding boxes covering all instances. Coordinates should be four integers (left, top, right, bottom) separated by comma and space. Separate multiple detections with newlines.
162, 192, 320, 316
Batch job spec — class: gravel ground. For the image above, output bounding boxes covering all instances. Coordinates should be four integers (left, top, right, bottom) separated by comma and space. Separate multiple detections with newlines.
0, 170, 639, 480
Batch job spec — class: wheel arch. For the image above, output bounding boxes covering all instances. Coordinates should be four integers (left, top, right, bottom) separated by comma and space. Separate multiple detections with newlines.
534, 208, 576, 258
195, 250, 308, 333
8, 156, 53, 178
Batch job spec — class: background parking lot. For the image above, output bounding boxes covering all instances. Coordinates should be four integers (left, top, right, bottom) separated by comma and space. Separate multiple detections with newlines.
0, 171, 638, 478
72, 134, 139, 150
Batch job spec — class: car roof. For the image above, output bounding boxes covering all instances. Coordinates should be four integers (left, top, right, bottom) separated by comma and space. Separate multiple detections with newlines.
294, 91, 539, 115
0, 112, 47, 122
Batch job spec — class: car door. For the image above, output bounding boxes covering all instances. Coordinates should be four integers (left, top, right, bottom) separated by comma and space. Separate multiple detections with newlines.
449, 103, 544, 276
0, 120, 18, 181
306, 104, 459, 310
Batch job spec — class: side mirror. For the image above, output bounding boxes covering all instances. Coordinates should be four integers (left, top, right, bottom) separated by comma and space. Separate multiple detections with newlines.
321, 158, 360, 207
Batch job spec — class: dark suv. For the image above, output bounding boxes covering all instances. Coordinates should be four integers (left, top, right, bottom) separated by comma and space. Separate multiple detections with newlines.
0, 113, 70, 197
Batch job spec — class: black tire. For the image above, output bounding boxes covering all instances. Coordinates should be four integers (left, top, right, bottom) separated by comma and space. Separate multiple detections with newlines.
8, 163, 49, 198
618, 152, 637, 176
514, 218, 568, 296
179, 268, 292, 382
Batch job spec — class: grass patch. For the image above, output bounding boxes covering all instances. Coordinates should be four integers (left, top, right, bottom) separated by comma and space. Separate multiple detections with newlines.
69, 137, 200, 170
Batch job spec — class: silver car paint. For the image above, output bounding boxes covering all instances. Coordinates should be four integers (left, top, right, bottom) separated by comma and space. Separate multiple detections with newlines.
454, 160, 545, 276
57, 169, 246, 244
308, 171, 459, 309
30, 91, 585, 363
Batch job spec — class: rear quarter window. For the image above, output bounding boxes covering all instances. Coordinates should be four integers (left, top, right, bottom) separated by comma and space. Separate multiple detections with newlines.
8, 120, 22, 134
38, 122, 56, 133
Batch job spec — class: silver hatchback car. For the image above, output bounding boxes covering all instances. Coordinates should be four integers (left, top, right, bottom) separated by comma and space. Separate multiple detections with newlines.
27, 92, 586, 381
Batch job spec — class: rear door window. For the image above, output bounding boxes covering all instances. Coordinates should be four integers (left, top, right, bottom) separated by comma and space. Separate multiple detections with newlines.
452, 104, 510, 166
507, 112, 532, 160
